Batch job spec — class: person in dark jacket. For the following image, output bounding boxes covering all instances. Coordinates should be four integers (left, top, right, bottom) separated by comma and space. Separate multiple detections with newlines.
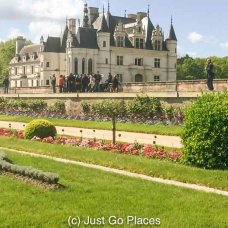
81, 74, 89, 92
205, 58, 215, 91
112, 75, 119, 92
94, 71, 101, 92
51, 74, 56, 93
3, 76, 10, 94
67, 73, 75, 92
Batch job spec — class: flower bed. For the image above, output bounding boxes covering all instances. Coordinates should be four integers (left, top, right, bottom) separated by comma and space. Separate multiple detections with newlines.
0, 128, 182, 162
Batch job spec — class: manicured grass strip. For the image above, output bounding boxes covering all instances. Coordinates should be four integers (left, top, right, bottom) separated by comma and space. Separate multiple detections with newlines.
0, 115, 183, 136
0, 137, 227, 191
1, 150, 228, 228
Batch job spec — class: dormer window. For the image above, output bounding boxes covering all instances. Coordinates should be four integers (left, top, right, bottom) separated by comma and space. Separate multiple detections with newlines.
154, 40, 161, 50
138, 27, 142, 33
30, 52, 37, 60
135, 38, 144, 49
116, 36, 124, 47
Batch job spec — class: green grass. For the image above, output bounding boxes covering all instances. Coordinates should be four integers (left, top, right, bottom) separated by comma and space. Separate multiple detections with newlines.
0, 114, 183, 136
0, 150, 227, 228
0, 137, 227, 191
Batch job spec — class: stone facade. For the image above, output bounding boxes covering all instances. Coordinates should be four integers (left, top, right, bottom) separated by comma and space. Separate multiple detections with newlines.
9, 3, 177, 88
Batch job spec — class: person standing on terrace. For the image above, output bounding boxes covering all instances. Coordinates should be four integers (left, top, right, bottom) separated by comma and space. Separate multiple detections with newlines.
205, 58, 215, 91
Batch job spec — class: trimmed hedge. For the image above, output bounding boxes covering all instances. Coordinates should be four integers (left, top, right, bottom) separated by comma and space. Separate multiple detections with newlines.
182, 92, 228, 169
0, 150, 59, 184
0, 150, 7, 161
24, 119, 57, 139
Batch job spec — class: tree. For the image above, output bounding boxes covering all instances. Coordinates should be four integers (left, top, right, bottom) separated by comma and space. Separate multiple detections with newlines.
0, 39, 32, 86
177, 56, 228, 80
91, 100, 127, 144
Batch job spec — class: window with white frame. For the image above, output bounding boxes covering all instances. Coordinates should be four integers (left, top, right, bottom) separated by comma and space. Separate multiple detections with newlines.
154, 40, 161, 50
154, 58, 160, 68
116, 36, 124, 47
117, 56, 123, 65
135, 38, 144, 49
135, 58, 143, 66
154, 75, 160, 81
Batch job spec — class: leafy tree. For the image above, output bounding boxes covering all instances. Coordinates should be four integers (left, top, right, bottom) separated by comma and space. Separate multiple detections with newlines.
0, 39, 32, 86
91, 100, 127, 144
177, 56, 228, 80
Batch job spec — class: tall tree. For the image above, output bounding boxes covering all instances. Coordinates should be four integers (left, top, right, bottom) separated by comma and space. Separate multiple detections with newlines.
0, 39, 32, 86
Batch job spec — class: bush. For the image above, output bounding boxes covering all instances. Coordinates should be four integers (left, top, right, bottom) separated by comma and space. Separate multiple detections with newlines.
81, 102, 91, 115
182, 92, 228, 169
127, 95, 162, 119
0, 149, 7, 161
0, 159, 59, 184
48, 101, 66, 114
5, 99, 47, 113
24, 119, 57, 139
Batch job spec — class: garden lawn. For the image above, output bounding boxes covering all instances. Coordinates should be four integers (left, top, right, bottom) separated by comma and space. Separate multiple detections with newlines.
0, 137, 227, 191
0, 150, 227, 228
0, 115, 183, 136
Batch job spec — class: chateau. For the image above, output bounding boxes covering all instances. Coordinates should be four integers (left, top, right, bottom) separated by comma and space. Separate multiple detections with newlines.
9, 3, 177, 88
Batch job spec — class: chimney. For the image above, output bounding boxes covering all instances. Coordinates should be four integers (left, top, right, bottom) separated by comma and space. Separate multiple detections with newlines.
88, 7, 99, 27
69, 18, 76, 34
16, 36, 26, 54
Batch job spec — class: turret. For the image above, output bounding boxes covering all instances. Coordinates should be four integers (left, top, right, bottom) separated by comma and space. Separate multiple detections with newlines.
166, 17, 177, 55
97, 6, 110, 50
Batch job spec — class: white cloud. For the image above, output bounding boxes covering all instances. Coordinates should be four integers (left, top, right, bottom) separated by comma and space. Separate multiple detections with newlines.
7, 27, 25, 39
29, 21, 62, 43
0, 0, 84, 21
220, 42, 228, 48
0, 0, 84, 42
188, 32, 208, 44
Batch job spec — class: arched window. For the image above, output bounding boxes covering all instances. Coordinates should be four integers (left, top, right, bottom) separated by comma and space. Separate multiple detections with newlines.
82, 58, 85, 74
88, 59, 93, 74
135, 74, 143, 82
74, 58, 78, 74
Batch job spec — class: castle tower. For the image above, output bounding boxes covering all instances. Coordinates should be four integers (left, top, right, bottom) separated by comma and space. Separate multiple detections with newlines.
166, 17, 177, 55
166, 17, 177, 81
97, 6, 110, 50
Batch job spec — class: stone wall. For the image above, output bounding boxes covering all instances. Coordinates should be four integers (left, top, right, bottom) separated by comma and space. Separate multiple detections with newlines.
1, 79, 228, 95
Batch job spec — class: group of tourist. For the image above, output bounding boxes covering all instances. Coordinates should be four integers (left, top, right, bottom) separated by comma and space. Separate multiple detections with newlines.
50, 71, 120, 93
1, 59, 215, 94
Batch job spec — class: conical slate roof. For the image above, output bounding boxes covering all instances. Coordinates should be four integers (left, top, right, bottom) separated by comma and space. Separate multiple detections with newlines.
145, 16, 154, 49
168, 24, 177, 41
98, 14, 109, 33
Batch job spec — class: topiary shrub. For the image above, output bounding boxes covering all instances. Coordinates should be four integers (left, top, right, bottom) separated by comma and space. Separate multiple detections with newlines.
24, 119, 57, 139
182, 92, 228, 169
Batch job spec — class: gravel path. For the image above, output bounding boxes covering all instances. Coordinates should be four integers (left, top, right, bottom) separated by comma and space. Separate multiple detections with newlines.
0, 121, 182, 148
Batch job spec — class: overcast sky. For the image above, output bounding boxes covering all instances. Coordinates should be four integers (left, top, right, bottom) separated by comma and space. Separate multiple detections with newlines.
0, 0, 227, 58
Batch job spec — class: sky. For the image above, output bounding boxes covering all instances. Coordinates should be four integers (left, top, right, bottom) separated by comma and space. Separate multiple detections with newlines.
0, 0, 227, 58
